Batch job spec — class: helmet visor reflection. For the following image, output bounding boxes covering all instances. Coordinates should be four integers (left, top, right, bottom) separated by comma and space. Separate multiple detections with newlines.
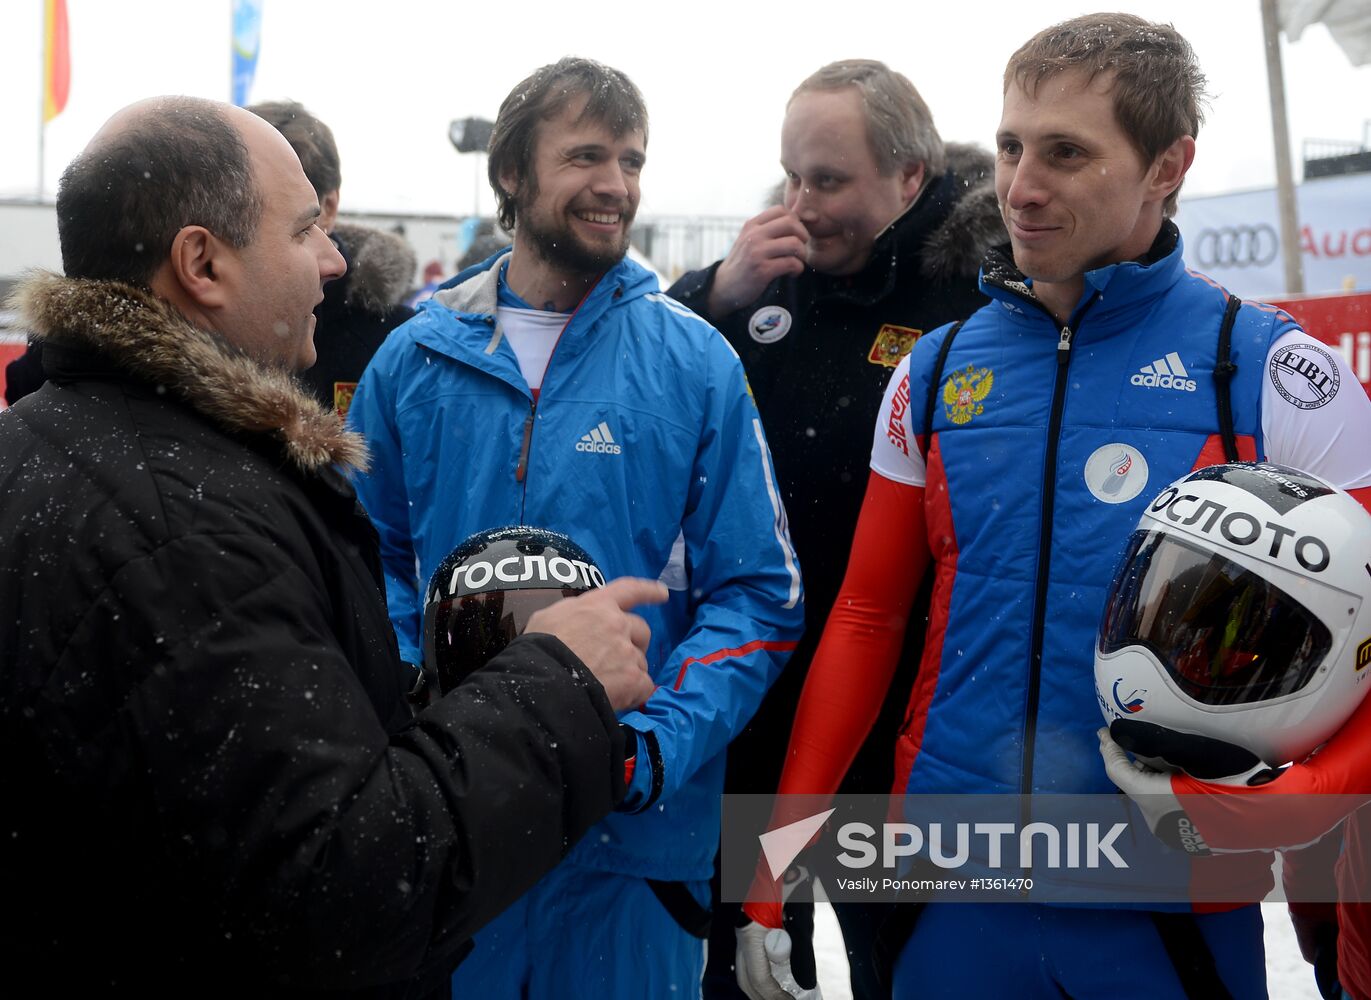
423, 588, 579, 695
1100, 530, 1332, 706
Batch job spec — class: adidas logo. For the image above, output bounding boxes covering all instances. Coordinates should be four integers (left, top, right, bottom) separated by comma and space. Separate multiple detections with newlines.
575, 421, 622, 455
1130, 352, 1197, 392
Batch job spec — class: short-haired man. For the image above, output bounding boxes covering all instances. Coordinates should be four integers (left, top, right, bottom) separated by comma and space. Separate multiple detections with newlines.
347, 58, 804, 998
3, 100, 418, 420
668, 59, 1002, 997
0, 95, 664, 995
738, 15, 1371, 999
248, 99, 417, 419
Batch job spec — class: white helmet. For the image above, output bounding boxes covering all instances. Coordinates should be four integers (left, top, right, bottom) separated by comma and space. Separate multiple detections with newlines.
1095, 462, 1371, 778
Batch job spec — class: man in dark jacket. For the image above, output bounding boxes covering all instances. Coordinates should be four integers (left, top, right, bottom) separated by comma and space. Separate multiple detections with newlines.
3, 102, 419, 419
667, 59, 1004, 999
2, 335, 43, 405
0, 95, 661, 997
248, 100, 417, 420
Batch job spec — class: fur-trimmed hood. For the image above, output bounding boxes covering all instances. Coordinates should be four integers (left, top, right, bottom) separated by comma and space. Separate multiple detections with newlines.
919, 142, 1005, 282
10, 271, 368, 474
331, 222, 417, 314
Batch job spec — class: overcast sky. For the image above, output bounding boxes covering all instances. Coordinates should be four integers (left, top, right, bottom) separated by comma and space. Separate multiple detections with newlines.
1, 0, 1368, 222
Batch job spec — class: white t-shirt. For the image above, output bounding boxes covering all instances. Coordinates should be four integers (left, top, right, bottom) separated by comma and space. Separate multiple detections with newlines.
870, 329, 1371, 491
496, 305, 567, 392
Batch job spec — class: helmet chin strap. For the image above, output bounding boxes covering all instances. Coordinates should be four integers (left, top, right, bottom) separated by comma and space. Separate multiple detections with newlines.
1110, 717, 1263, 780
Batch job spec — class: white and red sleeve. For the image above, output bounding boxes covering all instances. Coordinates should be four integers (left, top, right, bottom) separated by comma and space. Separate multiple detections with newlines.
869, 354, 927, 487
742, 471, 929, 928
1263, 328, 1371, 493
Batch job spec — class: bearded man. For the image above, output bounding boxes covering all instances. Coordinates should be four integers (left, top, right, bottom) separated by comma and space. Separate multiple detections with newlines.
347, 57, 804, 998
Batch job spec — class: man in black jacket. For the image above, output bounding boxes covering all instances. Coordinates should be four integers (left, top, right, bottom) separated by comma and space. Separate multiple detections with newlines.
3, 101, 419, 421
667, 59, 1004, 999
0, 95, 660, 997
248, 100, 417, 420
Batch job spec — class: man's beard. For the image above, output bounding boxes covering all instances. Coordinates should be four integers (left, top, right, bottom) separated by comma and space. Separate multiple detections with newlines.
516, 184, 632, 277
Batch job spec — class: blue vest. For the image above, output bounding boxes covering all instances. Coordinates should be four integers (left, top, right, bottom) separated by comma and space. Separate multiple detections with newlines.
898, 234, 1293, 797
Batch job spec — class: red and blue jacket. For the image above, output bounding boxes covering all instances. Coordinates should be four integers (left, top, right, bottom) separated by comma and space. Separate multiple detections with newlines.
886, 229, 1294, 798
748, 227, 1371, 925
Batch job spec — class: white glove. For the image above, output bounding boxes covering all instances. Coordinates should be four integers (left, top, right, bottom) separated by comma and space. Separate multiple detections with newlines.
736, 921, 823, 1000
1097, 728, 1211, 854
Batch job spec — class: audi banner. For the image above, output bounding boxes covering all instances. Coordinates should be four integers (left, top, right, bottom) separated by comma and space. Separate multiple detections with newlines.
1268, 290, 1371, 398
1174, 172, 1371, 298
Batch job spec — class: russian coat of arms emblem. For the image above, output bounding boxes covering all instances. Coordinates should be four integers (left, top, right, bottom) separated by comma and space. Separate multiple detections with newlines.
941, 365, 994, 425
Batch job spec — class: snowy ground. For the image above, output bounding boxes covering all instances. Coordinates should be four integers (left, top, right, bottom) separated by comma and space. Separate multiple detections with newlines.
811, 884, 1319, 998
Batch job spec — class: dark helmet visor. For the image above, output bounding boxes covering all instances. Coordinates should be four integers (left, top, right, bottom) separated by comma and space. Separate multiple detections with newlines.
1100, 530, 1331, 706
423, 587, 580, 694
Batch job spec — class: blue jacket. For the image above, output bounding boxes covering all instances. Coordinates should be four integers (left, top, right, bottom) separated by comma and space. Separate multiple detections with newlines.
894, 228, 1295, 801
349, 252, 804, 879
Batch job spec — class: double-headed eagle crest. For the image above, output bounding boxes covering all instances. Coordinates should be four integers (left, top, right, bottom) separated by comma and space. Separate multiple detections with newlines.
942, 365, 994, 425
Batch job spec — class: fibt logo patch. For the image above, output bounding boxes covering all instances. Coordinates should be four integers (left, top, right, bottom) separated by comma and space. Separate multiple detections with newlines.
1131, 352, 1196, 392
1270, 342, 1340, 410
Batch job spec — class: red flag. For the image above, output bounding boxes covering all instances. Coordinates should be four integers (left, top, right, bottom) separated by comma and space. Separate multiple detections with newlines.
43, 0, 70, 122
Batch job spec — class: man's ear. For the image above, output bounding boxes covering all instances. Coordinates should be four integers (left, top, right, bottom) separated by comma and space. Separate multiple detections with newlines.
498, 163, 521, 200
1149, 135, 1196, 205
899, 160, 927, 204
319, 189, 340, 234
166, 225, 234, 309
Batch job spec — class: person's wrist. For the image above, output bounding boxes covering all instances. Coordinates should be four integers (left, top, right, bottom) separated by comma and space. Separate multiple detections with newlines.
615, 726, 662, 813
619, 723, 639, 787
696, 265, 730, 320
742, 898, 782, 929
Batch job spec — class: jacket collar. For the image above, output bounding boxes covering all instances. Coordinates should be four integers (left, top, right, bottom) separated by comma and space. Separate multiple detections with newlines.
432, 248, 509, 317
11, 271, 368, 475
979, 221, 1186, 326
413, 249, 655, 371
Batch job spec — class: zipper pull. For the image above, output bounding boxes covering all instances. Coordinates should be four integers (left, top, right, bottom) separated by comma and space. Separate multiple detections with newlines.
1058, 325, 1073, 360
515, 401, 536, 482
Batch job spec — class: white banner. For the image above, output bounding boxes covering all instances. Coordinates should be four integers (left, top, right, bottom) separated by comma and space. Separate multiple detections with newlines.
1174, 173, 1371, 299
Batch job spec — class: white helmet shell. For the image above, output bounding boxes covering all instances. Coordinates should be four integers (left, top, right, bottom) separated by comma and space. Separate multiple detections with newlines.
1094, 462, 1371, 776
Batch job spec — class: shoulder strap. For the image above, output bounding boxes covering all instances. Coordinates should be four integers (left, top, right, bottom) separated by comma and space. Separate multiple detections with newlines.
645, 879, 711, 939
1213, 294, 1242, 462
1149, 912, 1236, 1000
920, 321, 963, 462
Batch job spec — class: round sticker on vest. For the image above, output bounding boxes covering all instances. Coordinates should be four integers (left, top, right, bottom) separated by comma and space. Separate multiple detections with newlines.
1084, 444, 1150, 504
1269, 341, 1340, 410
748, 306, 792, 344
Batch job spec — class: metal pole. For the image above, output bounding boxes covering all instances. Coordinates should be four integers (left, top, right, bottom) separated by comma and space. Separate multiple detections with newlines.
1261, 0, 1305, 294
